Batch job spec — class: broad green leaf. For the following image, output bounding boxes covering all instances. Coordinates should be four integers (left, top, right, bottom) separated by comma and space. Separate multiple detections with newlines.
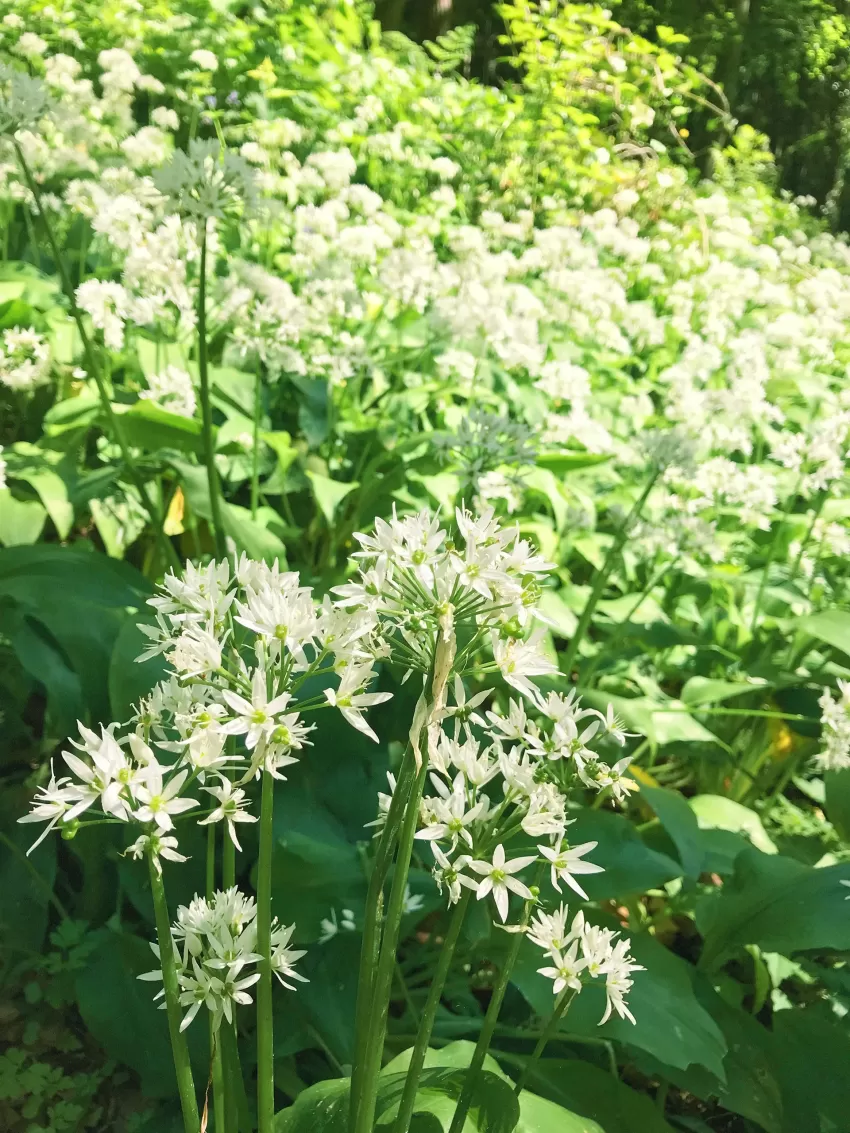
0, 793, 57, 953
515, 1060, 674, 1133
307, 470, 359, 525
75, 928, 203, 1097
642, 785, 704, 878
770, 1009, 850, 1133
537, 589, 578, 638
0, 489, 46, 545
630, 975, 782, 1133
696, 849, 850, 968
0, 600, 82, 732
8, 463, 74, 539
681, 677, 769, 707
567, 809, 681, 898
117, 400, 205, 455
794, 609, 850, 657
689, 796, 776, 855
275, 1062, 520, 1133
43, 392, 100, 434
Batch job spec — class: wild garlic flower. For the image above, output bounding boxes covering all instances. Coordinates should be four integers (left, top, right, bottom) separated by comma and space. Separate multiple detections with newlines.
19, 554, 392, 856
154, 139, 257, 223
816, 681, 850, 771
532, 903, 643, 1026
138, 887, 305, 1030
139, 366, 196, 417
0, 327, 51, 390
335, 506, 554, 689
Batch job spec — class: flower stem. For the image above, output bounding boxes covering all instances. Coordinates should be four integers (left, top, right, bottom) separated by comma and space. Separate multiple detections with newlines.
251, 371, 262, 520
349, 745, 417, 1133
198, 226, 227, 560
512, 988, 575, 1096
147, 852, 199, 1133
447, 883, 540, 1133
562, 470, 659, 677
13, 143, 180, 573
353, 760, 429, 1133
256, 767, 275, 1133
220, 1019, 241, 1133
210, 1018, 226, 1133
393, 890, 471, 1133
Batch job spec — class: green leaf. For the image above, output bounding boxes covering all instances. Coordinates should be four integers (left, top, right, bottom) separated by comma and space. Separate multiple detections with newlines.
4, 443, 75, 539
117, 400, 206, 455
794, 609, 850, 657
0, 489, 46, 545
516, 1060, 674, 1133
769, 1009, 850, 1133
275, 1060, 521, 1133
75, 929, 191, 1097
689, 796, 776, 855
631, 976, 782, 1133
681, 677, 769, 707
696, 849, 850, 968
537, 589, 578, 638
307, 470, 359, 525
824, 769, 850, 841
642, 785, 704, 879
567, 809, 681, 898
536, 451, 611, 473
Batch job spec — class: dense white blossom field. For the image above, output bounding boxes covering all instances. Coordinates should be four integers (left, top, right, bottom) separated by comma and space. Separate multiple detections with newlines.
3, 3, 850, 1133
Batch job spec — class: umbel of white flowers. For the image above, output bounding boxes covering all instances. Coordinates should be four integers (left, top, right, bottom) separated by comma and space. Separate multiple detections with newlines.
139, 887, 306, 1032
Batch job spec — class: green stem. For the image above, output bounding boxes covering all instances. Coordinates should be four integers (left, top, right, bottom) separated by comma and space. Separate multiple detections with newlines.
251, 370, 262, 520
211, 1018, 226, 1133
147, 853, 199, 1133
256, 767, 275, 1133
447, 881, 541, 1133
206, 823, 216, 900
198, 226, 227, 559
512, 988, 575, 1096
562, 470, 659, 676
13, 143, 180, 572
349, 744, 418, 1133
353, 760, 430, 1133
393, 891, 471, 1133
222, 831, 235, 889
220, 1019, 241, 1133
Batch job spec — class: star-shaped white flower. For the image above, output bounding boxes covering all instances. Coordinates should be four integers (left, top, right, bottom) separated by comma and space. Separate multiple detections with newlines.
538, 839, 603, 899
465, 843, 537, 922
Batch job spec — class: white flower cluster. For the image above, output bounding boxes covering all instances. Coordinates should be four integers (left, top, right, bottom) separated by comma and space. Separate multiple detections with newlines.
0, 326, 50, 390
816, 680, 850, 771
139, 886, 306, 1031
336, 506, 556, 693
530, 902, 644, 1026
139, 365, 197, 418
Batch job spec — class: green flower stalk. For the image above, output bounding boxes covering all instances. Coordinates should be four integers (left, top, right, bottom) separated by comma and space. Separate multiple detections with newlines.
393, 890, 472, 1133
147, 850, 200, 1133
256, 757, 276, 1133
447, 882, 541, 1133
